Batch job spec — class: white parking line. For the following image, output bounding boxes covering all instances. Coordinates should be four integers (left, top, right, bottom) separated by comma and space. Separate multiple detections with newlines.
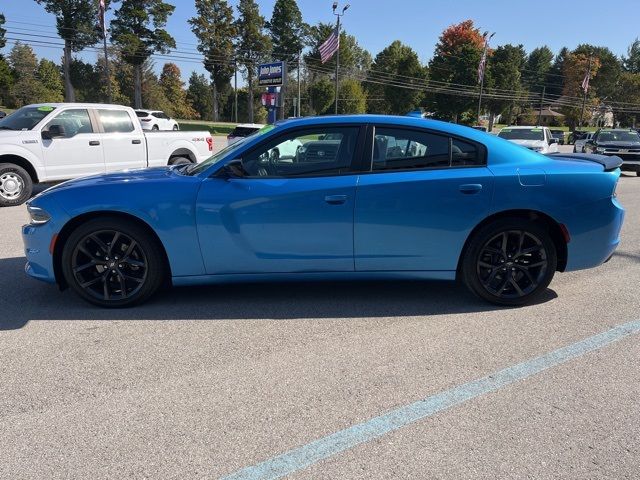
220, 319, 640, 480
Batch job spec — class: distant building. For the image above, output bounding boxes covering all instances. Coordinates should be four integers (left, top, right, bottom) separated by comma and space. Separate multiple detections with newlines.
523, 108, 565, 126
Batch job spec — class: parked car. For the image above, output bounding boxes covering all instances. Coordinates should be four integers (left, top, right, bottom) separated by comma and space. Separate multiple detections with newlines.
135, 110, 179, 131
471, 126, 488, 132
568, 130, 589, 145
22, 115, 624, 308
0, 103, 213, 206
497, 126, 559, 154
550, 129, 565, 145
227, 123, 265, 145
573, 132, 594, 153
583, 128, 640, 176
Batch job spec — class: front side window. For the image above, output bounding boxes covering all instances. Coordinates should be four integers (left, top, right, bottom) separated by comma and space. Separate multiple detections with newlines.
241, 127, 359, 177
45, 109, 94, 137
98, 109, 135, 133
373, 128, 450, 171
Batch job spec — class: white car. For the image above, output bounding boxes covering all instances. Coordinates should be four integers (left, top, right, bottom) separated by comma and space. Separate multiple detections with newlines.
497, 126, 560, 154
135, 110, 180, 131
227, 123, 265, 145
573, 132, 594, 153
0, 103, 213, 206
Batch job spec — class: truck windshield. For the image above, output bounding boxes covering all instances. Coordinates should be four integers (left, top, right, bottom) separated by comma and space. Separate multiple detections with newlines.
0, 106, 56, 131
596, 131, 640, 142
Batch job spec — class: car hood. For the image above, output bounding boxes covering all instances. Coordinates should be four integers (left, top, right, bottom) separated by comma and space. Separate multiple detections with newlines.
596, 141, 640, 148
508, 139, 546, 148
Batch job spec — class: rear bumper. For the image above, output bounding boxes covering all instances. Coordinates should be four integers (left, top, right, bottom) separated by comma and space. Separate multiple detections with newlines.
564, 196, 625, 271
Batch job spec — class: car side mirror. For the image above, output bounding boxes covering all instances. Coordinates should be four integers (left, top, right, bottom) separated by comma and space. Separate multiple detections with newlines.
42, 124, 66, 140
216, 159, 246, 179
549, 138, 558, 145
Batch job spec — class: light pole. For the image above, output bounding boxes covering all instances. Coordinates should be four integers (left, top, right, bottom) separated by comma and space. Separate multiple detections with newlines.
477, 32, 495, 124
332, 2, 350, 114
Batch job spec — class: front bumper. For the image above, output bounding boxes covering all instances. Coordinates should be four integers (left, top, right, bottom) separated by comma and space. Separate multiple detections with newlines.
22, 222, 57, 283
620, 160, 640, 172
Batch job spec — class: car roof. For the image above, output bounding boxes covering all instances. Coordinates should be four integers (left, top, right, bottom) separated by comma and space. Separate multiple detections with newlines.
235, 123, 265, 129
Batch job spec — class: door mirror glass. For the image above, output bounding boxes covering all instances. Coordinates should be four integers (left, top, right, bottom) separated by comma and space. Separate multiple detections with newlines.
549, 138, 558, 145
216, 159, 247, 179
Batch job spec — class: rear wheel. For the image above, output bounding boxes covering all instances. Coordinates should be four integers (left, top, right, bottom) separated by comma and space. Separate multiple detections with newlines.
61, 217, 167, 307
636, 171, 640, 177
0, 163, 33, 207
461, 218, 557, 306
172, 124, 179, 131
152, 125, 159, 131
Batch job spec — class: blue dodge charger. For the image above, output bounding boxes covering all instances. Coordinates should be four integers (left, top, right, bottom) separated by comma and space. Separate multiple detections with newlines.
22, 115, 625, 307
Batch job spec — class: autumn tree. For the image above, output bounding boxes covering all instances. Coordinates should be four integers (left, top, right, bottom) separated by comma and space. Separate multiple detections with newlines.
189, 0, 237, 121
235, 0, 271, 122
35, 0, 108, 102
111, 0, 176, 109
561, 52, 601, 128
159, 63, 197, 119
365, 40, 424, 115
427, 20, 485, 122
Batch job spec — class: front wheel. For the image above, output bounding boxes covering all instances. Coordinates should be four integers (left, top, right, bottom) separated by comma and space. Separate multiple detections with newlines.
0, 163, 33, 207
61, 217, 167, 307
461, 218, 557, 306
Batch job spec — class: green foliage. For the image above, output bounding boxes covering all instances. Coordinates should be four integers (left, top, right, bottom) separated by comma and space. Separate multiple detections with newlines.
189, 0, 237, 121
6, 43, 59, 107
623, 39, 640, 73
0, 57, 14, 106
305, 23, 371, 75
613, 72, 640, 126
338, 79, 366, 114
574, 44, 621, 99
366, 40, 424, 115
0, 13, 6, 50
523, 46, 553, 87
36, 59, 64, 102
35, 0, 104, 48
268, 0, 306, 64
308, 77, 335, 115
486, 44, 526, 121
159, 63, 198, 119
546, 47, 568, 97
187, 72, 213, 121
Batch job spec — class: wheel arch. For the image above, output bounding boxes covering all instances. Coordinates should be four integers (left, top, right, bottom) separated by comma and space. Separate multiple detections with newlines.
168, 147, 196, 164
0, 154, 40, 183
53, 210, 172, 289
457, 209, 569, 277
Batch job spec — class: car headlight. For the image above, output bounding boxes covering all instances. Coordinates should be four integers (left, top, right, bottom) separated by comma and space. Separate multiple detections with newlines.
27, 205, 51, 225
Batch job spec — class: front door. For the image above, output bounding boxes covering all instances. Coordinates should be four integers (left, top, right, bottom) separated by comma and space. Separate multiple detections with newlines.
196, 126, 363, 274
354, 126, 495, 272
40, 108, 104, 180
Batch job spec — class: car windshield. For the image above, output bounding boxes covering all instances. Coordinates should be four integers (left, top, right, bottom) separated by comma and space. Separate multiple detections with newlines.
597, 131, 640, 142
498, 128, 544, 140
0, 106, 56, 131
186, 124, 277, 175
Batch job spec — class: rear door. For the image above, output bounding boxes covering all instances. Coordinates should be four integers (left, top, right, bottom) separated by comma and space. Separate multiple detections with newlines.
354, 125, 495, 272
95, 108, 147, 172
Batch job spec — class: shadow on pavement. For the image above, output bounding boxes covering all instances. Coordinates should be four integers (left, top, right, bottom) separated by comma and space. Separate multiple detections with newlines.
0, 256, 558, 331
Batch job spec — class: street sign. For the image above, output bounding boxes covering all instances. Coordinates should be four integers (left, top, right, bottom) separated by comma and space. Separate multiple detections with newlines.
258, 62, 286, 87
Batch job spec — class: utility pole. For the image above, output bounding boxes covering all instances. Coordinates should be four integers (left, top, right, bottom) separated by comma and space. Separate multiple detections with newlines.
579, 54, 593, 129
537, 86, 546, 127
297, 49, 302, 117
476, 32, 494, 124
332, 2, 350, 115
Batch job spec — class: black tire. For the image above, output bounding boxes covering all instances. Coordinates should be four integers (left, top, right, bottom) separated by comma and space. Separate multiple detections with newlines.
152, 125, 159, 131
61, 217, 167, 308
169, 156, 191, 166
461, 218, 557, 306
0, 163, 33, 207
172, 124, 179, 131
636, 171, 640, 177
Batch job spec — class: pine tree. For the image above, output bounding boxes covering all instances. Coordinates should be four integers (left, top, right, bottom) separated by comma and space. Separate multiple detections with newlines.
111, 0, 176, 109
159, 63, 197, 119
187, 72, 213, 121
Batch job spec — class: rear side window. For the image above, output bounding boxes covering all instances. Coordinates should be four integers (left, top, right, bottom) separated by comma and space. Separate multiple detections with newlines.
451, 138, 482, 166
98, 109, 135, 133
373, 128, 450, 171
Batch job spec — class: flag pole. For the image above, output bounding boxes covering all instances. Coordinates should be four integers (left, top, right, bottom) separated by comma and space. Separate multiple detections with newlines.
334, 15, 340, 114
477, 32, 494, 125
99, 0, 112, 104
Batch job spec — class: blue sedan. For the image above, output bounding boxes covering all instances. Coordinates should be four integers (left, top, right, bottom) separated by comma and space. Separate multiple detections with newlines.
22, 115, 624, 307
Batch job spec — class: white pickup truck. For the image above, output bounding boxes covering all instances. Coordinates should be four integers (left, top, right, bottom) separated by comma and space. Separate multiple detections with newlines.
0, 103, 214, 206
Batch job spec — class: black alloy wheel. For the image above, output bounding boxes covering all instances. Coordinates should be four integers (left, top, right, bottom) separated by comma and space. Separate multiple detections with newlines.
62, 218, 166, 307
462, 218, 557, 306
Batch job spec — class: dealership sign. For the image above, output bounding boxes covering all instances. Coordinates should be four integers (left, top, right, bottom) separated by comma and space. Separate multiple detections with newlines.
258, 61, 286, 87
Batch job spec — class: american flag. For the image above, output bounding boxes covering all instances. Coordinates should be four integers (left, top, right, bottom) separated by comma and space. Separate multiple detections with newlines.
319, 28, 340, 64
581, 68, 591, 93
98, 0, 106, 37
477, 38, 489, 84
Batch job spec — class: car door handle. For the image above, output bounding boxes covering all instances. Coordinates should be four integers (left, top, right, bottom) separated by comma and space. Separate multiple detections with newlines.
89, 140, 100, 146
132, 139, 142, 144
459, 184, 483, 194
324, 194, 348, 205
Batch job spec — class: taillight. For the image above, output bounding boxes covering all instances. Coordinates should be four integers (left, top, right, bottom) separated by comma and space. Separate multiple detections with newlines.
206, 137, 213, 151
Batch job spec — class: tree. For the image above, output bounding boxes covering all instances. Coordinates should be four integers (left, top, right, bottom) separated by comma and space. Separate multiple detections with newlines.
613, 72, 640, 126
623, 39, 640, 73
235, 0, 271, 123
308, 77, 334, 115
35, 0, 107, 102
337, 79, 366, 114
159, 63, 197, 119
187, 72, 213, 120
189, 0, 237, 122
573, 45, 622, 100
305, 23, 371, 77
546, 47, 568, 97
0, 13, 6, 50
111, 0, 176, 109
7, 43, 56, 107
365, 40, 424, 115
486, 44, 526, 126
561, 52, 601, 128
0, 14, 12, 106
37, 59, 64, 102
427, 20, 485, 122
522, 46, 553, 88
268, 0, 307, 119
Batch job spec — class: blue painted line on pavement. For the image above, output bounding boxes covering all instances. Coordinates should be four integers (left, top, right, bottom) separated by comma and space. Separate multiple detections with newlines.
221, 319, 640, 480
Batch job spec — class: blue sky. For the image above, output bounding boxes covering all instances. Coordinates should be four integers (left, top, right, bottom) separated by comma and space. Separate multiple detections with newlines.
2, 0, 639, 81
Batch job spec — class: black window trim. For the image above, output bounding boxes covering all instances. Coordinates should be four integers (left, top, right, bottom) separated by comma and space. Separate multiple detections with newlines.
360, 124, 488, 174
214, 123, 368, 179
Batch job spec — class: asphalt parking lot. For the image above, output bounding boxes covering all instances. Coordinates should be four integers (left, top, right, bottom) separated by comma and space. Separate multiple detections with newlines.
1, 160, 639, 479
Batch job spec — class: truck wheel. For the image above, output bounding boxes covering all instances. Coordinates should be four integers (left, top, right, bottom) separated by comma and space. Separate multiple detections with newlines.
0, 163, 33, 207
636, 172, 640, 177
